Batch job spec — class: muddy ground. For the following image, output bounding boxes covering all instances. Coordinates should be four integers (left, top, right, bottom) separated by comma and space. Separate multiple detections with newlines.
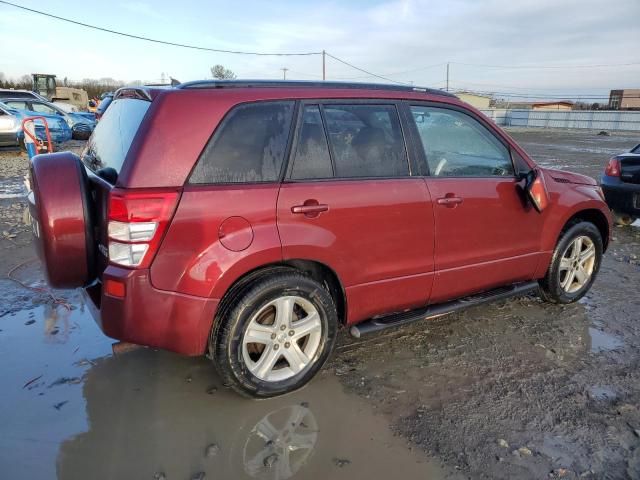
1, 128, 639, 480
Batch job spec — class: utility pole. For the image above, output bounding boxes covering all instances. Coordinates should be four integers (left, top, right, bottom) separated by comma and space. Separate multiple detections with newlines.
322, 50, 326, 81
281, 68, 288, 80
446, 62, 449, 91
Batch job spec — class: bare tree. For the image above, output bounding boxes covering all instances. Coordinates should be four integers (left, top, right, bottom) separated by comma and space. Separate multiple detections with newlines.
210, 65, 237, 80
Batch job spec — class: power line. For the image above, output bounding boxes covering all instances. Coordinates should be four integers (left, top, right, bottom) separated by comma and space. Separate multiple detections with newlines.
451, 60, 640, 69
0, 0, 321, 56
324, 53, 411, 85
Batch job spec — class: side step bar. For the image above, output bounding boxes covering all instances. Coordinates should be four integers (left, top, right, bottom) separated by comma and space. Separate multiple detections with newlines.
349, 281, 539, 338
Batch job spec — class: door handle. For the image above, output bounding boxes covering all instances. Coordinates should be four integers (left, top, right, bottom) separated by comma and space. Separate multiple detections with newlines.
291, 201, 329, 217
436, 196, 463, 207
291, 204, 329, 214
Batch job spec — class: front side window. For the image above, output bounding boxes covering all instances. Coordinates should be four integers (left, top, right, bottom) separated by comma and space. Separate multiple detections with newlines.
190, 101, 294, 184
411, 106, 513, 177
323, 104, 409, 178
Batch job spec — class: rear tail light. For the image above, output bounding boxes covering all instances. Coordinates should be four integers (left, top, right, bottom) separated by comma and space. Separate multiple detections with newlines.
604, 158, 621, 177
107, 189, 179, 268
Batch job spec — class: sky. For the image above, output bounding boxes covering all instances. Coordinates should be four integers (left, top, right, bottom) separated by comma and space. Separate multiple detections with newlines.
0, 0, 639, 101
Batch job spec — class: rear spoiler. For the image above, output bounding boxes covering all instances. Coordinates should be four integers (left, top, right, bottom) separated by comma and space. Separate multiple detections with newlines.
114, 87, 154, 102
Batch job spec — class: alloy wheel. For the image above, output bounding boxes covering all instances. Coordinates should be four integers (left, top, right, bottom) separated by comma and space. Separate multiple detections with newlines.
242, 296, 323, 382
559, 235, 596, 293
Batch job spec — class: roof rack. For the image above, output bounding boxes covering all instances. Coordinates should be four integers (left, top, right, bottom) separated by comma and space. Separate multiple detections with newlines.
177, 79, 456, 98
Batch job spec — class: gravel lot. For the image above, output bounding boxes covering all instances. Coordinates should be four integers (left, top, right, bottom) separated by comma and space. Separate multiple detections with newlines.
0, 128, 639, 480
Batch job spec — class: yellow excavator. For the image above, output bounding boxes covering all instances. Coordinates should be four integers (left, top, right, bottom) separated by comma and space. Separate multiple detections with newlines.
32, 73, 89, 112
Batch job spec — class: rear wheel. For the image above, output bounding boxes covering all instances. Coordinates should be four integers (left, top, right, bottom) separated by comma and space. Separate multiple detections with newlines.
211, 271, 338, 398
612, 210, 637, 226
539, 221, 603, 304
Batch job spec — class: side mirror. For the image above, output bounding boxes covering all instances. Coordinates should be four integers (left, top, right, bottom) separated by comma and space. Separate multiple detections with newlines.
520, 169, 549, 213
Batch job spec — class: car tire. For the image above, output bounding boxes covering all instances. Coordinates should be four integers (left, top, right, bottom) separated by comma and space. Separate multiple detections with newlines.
211, 270, 338, 398
539, 221, 603, 304
72, 129, 92, 141
612, 210, 637, 226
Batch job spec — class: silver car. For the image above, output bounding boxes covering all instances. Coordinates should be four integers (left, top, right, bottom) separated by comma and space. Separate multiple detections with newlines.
0, 104, 21, 147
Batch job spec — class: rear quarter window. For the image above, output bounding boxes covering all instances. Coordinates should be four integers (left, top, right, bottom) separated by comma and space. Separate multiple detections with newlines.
82, 98, 150, 174
190, 101, 294, 184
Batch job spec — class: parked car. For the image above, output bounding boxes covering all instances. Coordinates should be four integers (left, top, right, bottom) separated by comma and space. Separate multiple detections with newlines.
95, 93, 114, 121
0, 104, 23, 147
0, 101, 72, 146
0, 98, 96, 140
28, 81, 611, 398
601, 143, 640, 225
0, 88, 48, 102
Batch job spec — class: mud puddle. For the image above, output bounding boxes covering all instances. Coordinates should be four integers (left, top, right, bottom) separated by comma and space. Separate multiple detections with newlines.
588, 327, 624, 353
0, 288, 457, 480
0, 177, 27, 199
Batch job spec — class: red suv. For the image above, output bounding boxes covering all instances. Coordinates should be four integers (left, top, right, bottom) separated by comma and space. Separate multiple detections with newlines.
29, 81, 611, 397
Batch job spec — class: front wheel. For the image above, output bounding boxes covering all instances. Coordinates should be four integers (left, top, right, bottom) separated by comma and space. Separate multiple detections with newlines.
539, 221, 603, 304
211, 271, 338, 398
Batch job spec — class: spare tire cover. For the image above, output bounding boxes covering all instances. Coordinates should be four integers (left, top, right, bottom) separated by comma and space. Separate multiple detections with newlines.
29, 152, 94, 288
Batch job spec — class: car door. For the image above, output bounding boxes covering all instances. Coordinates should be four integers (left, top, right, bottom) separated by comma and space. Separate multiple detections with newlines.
277, 102, 435, 324
407, 104, 545, 303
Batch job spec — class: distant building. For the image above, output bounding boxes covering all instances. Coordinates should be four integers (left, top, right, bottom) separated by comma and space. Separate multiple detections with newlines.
531, 101, 574, 111
504, 101, 574, 110
455, 92, 492, 109
609, 89, 640, 110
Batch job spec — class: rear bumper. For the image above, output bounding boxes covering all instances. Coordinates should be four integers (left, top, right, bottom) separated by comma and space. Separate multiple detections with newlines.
601, 175, 640, 216
83, 266, 219, 356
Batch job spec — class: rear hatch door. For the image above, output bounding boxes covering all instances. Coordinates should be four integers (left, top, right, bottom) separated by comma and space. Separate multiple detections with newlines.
81, 95, 152, 278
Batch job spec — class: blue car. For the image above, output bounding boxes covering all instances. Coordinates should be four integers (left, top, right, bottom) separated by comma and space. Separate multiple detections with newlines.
0, 98, 95, 140
0, 101, 72, 146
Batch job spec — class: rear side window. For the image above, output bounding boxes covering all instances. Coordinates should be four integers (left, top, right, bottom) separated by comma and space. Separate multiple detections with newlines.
323, 105, 409, 178
190, 101, 294, 184
290, 105, 333, 179
4, 101, 29, 110
82, 98, 150, 174
410, 106, 513, 177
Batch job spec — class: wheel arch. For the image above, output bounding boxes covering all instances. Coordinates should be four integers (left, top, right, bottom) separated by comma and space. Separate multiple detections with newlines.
213, 259, 348, 331
561, 208, 611, 251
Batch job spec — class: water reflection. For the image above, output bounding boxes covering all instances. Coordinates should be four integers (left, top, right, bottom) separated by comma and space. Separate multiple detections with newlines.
243, 405, 317, 479
55, 348, 451, 480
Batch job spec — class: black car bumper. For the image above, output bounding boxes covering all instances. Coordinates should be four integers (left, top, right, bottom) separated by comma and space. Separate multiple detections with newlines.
0, 132, 19, 147
601, 175, 640, 216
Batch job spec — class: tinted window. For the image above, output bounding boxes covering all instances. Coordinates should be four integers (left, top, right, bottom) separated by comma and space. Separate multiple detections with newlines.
290, 105, 333, 179
323, 104, 408, 178
191, 101, 294, 184
411, 106, 513, 177
632, 144, 640, 154
82, 98, 150, 175
0, 91, 38, 100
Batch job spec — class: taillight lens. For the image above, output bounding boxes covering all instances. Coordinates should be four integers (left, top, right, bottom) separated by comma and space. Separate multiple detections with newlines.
604, 158, 621, 177
107, 189, 179, 268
